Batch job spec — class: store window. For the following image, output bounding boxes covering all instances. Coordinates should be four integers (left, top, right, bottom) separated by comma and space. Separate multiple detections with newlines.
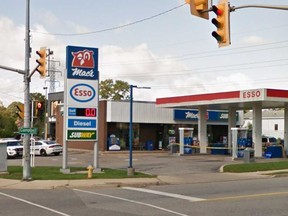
115, 123, 140, 150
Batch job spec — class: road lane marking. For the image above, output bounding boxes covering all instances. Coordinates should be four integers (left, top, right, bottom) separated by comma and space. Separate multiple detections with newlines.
74, 188, 189, 216
203, 191, 288, 202
122, 187, 206, 202
0, 192, 71, 216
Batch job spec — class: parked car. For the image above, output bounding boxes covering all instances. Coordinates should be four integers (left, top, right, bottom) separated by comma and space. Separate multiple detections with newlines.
31, 140, 63, 156
0, 139, 23, 158
262, 136, 277, 147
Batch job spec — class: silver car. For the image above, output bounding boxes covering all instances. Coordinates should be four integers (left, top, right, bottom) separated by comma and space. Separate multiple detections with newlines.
262, 136, 277, 147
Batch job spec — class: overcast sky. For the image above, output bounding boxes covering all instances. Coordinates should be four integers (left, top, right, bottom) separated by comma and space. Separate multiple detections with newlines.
0, 0, 287, 106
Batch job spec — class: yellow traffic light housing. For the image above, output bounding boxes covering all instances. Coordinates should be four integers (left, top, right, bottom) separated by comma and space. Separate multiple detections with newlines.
36, 47, 47, 78
16, 104, 24, 119
211, 0, 230, 47
186, 0, 209, 20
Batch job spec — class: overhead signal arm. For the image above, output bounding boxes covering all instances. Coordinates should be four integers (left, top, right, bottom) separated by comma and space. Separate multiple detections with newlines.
185, 0, 288, 48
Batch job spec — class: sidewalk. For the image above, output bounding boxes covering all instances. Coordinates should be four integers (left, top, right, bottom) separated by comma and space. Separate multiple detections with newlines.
0, 168, 283, 190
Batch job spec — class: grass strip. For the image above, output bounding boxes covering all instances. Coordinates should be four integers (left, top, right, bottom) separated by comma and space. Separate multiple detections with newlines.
223, 161, 288, 173
0, 166, 155, 180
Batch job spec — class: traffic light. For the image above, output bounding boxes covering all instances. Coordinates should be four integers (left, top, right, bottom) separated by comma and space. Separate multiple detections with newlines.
211, 0, 230, 47
185, 0, 209, 20
36, 47, 47, 78
16, 104, 24, 119
35, 101, 44, 116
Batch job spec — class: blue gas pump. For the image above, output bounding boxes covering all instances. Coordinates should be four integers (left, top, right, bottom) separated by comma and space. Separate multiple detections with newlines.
179, 128, 194, 155
237, 129, 252, 157
231, 128, 252, 159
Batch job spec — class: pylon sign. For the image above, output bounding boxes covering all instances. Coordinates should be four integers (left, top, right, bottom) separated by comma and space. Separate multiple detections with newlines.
65, 46, 99, 141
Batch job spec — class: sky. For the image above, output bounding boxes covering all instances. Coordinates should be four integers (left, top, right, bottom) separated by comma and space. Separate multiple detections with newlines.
0, 0, 287, 107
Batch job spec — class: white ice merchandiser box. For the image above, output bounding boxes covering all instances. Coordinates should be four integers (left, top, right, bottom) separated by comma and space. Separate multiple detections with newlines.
0, 141, 7, 172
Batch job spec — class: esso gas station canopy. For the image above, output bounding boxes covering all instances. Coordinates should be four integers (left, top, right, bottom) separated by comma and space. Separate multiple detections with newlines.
156, 88, 288, 158
156, 88, 288, 110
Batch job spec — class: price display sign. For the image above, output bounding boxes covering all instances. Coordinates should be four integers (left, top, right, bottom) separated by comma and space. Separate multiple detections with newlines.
68, 107, 97, 117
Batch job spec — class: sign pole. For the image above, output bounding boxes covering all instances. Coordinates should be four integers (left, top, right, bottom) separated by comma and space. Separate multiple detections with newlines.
61, 73, 70, 173
93, 80, 100, 172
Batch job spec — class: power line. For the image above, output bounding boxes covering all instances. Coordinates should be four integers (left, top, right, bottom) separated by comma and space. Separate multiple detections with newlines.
111, 60, 288, 79
100, 40, 288, 66
149, 76, 288, 90
31, 3, 186, 36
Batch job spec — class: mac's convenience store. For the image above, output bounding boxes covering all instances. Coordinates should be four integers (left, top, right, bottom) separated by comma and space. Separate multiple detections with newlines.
47, 92, 243, 151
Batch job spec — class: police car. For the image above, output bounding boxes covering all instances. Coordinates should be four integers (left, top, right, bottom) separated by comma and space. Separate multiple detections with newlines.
31, 140, 63, 156
0, 138, 23, 158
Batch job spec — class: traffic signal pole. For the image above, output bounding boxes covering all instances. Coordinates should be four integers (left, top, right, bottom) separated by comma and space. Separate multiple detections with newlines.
0, 0, 50, 180
23, 0, 32, 181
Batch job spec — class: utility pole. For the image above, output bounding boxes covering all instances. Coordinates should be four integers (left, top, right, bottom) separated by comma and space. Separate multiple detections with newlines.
23, 0, 31, 180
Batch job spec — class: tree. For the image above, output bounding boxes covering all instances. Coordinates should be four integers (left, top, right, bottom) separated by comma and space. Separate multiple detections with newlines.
0, 104, 18, 138
99, 79, 129, 100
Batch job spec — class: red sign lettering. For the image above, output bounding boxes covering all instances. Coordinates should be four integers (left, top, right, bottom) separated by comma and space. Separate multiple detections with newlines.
242, 90, 261, 99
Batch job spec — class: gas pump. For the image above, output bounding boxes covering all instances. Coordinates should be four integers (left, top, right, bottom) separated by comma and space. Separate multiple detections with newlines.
231, 128, 252, 159
179, 128, 194, 155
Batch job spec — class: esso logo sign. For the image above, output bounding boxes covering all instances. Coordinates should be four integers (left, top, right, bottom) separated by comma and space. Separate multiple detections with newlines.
241, 90, 262, 99
70, 83, 96, 102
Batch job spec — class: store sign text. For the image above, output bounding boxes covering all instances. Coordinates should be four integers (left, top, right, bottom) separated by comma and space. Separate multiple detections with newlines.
70, 83, 96, 103
241, 90, 261, 99
67, 130, 97, 140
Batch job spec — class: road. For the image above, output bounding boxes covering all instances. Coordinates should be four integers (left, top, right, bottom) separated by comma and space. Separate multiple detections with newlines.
2, 151, 288, 215
0, 177, 288, 215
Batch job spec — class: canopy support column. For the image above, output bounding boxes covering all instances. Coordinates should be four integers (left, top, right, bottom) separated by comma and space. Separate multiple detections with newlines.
198, 105, 208, 153
228, 107, 237, 153
253, 102, 262, 157
284, 103, 288, 156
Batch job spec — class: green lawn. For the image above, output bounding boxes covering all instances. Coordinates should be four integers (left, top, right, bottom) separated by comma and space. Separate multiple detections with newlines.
0, 166, 155, 180
223, 161, 288, 173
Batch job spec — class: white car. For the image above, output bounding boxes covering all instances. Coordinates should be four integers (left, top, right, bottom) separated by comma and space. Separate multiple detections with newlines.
0, 139, 23, 158
31, 140, 63, 156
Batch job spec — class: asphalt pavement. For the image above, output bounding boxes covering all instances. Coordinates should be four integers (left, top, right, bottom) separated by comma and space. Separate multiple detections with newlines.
0, 150, 287, 189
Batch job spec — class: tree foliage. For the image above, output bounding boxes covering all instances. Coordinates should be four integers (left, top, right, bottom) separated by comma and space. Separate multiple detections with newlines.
0, 92, 46, 138
0, 103, 18, 138
99, 79, 129, 100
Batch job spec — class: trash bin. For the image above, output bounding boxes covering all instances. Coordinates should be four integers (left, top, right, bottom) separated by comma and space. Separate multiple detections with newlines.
170, 143, 178, 154
211, 143, 228, 155
146, 140, 154, 151
266, 146, 283, 158
243, 148, 255, 163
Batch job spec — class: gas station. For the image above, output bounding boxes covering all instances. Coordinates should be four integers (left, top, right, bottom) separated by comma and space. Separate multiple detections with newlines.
156, 88, 288, 158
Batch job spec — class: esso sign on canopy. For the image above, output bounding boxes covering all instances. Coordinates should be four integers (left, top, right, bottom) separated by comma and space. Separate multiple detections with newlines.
70, 83, 96, 103
241, 89, 263, 101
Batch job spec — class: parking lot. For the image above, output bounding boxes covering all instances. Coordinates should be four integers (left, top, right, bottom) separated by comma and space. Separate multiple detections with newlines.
7, 149, 279, 184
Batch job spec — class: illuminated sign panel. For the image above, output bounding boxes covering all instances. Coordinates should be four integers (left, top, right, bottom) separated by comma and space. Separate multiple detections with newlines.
65, 45, 99, 141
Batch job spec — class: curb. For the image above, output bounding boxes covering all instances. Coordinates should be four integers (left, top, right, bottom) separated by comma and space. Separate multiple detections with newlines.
0, 177, 163, 190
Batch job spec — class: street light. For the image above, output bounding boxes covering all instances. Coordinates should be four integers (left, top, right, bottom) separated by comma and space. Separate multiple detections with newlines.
127, 85, 151, 176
